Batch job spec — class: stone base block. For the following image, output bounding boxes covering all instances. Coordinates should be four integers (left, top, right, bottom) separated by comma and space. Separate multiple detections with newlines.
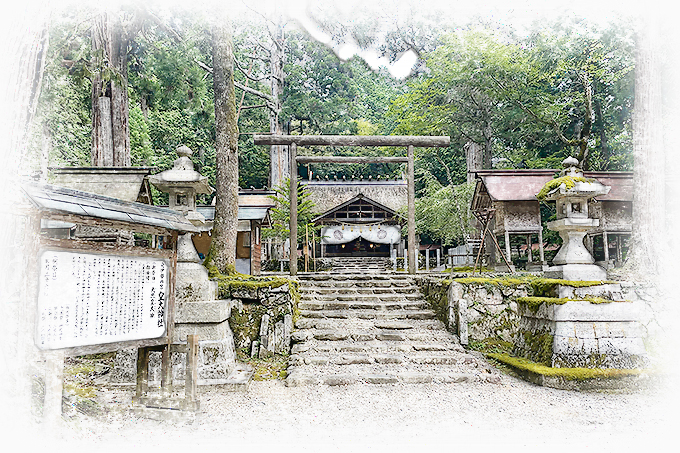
109, 338, 237, 384
525, 262, 547, 272
515, 299, 648, 370
556, 283, 625, 300
494, 263, 516, 273
173, 322, 233, 343
176, 299, 235, 323
544, 263, 607, 281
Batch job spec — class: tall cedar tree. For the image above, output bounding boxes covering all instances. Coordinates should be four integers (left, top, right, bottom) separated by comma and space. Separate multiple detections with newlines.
210, 17, 239, 272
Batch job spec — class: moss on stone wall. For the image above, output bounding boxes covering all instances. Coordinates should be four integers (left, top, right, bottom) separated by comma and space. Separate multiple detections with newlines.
515, 295, 615, 313
419, 279, 451, 329
516, 329, 554, 365
487, 353, 643, 381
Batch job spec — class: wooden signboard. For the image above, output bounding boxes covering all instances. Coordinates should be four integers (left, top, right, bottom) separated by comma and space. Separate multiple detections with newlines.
34, 238, 176, 357
37, 248, 170, 352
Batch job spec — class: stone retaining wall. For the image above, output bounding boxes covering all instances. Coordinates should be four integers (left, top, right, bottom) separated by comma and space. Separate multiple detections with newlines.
417, 276, 656, 370
224, 282, 295, 359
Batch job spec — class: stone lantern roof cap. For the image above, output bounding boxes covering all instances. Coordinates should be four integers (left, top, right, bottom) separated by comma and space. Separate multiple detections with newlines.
148, 145, 213, 194
537, 158, 610, 201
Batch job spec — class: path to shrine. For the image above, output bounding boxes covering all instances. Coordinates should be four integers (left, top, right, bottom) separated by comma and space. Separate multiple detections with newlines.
24, 374, 675, 452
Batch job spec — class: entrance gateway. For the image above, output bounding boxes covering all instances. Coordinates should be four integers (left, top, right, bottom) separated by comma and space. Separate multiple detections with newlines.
253, 135, 450, 275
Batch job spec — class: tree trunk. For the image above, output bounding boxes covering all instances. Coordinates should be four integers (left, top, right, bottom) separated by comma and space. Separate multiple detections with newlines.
627, 13, 665, 279
211, 17, 239, 273
464, 141, 486, 184
268, 19, 288, 190
91, 11, 130, 167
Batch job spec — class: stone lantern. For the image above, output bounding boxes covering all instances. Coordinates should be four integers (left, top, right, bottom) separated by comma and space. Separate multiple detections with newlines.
146, 145, 246, 384
542, 157, 610, 281
148, 145, 212, 226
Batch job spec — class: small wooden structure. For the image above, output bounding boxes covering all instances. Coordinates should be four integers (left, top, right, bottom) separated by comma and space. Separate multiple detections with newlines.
19, 181, 202, 420
254, 134, 450, 275
192, 189, 275, 275
471, 169, 633, 270
471, 170, 552, 270
583, 172, 633, 267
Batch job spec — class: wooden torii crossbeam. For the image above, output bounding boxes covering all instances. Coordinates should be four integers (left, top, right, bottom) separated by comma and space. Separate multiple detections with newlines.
253, 135, 450, 275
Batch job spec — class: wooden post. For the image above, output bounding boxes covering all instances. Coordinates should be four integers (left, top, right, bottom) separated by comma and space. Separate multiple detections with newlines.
135, 347, 150, 401
312, 229, 316, 272
185, 335, 198, 404
407, 144, 416, 275
43, 350, 65, 429
160, 342, 172, 397
305, 223, 309, 272
527, 234, 533, 263
538, 229, 545, 263
289, 142, 298, 276
603, 232, 610, 263
504, 231, 512, 267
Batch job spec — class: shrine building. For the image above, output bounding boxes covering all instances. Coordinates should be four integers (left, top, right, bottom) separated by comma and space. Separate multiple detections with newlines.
302, 178, 408, 258
470, 169, 633, 270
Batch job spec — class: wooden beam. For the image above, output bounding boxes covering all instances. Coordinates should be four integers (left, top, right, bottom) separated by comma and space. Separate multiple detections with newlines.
296, 156, 408, 164
254, 134, 450, 148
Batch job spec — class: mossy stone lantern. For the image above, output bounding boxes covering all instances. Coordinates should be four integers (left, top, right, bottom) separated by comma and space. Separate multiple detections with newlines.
541, 157, 610, 281
149, 145, 213, 226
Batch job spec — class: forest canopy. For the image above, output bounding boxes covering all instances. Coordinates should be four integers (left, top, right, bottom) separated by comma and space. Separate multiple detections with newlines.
24, 3, 637, 245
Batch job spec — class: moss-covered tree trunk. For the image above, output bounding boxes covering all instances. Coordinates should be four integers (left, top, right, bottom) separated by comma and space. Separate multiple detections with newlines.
210, 16, 239, 273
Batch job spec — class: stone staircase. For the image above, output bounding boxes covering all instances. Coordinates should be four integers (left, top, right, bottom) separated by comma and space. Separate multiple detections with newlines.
286, 273, 501, 386
328, 257, 391, 273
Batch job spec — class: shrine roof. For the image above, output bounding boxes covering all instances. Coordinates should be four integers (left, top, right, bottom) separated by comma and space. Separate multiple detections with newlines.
582, 171, 633, 201
22, 182, 199, 233
312, 193, 403, 224
473, 169, 633, 202
473, 170, 556, 201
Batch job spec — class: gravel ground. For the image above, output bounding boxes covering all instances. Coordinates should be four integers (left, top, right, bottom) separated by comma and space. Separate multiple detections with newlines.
14, 369, 678, 453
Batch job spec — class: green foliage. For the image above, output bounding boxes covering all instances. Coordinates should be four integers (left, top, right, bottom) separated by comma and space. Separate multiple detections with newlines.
414, 173, 475, 246
129, 105, 153, 166
264, 178, 320, 244
389, 19, 634, 176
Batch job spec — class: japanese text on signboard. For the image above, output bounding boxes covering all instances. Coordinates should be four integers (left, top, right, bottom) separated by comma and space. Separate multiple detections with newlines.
37, 250, 168, 349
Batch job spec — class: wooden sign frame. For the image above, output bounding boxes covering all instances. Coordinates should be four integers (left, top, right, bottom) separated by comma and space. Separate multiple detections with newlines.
31, 216, 178, 357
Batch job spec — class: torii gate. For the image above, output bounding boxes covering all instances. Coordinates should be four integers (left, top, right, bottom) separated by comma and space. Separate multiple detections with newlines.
253, 135, 450, 275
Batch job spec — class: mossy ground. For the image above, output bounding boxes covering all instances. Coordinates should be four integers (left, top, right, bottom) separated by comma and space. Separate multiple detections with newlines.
60, 353, 115, 417
448, 265, 495, 273
236, 349, 288, 380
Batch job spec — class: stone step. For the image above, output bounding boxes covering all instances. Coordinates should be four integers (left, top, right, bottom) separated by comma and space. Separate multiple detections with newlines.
298, 300, 428, 311
299, 309, 437, 320
297, 274, 413, 282
287, 272, 502, 386
290, 352, 468, 367
291, 339, 463, 354
294, 318, 445, 330
286, 365, 498, 386
298, 284, 418, 292
300, 293, 423, 303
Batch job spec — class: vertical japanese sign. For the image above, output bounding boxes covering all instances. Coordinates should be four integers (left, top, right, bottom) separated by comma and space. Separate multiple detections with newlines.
36, 250, 169, 350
